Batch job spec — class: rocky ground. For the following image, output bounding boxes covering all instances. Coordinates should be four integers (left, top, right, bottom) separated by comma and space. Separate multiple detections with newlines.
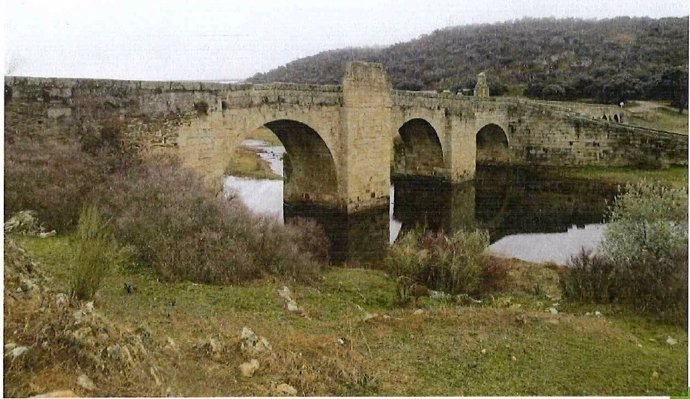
4, 232, 688, 396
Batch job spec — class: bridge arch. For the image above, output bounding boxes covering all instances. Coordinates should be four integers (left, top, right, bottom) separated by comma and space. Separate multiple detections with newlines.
476, 123, 510, 165
393, 118, 445, 177
250, 119, 339, 206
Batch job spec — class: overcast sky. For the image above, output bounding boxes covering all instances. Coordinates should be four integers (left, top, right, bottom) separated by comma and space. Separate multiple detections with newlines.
3, 0, 688, 81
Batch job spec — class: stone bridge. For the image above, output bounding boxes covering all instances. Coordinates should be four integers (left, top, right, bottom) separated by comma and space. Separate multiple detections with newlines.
5, 62, 688, 258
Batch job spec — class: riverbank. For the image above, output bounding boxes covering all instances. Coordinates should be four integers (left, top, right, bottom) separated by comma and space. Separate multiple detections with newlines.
6, 235, 687, 397
556, 165, 688, 189
225, 146, 283, 180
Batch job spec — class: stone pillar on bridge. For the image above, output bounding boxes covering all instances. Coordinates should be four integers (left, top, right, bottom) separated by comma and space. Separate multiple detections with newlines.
341, 62, 394, 213
474, 72, 490, 98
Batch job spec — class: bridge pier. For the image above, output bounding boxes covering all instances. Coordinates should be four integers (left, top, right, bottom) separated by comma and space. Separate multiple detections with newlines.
341, 62, 393, 213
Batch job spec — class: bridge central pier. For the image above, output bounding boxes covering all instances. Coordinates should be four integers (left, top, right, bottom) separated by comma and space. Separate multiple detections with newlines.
283, 62, 394, 261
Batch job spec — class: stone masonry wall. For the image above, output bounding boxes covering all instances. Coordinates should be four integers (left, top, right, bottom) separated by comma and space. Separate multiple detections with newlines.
6, 70, 687, 215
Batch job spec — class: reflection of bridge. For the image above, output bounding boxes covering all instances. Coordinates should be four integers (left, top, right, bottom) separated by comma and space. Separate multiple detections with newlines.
6, 62, 688, 259
392, 167, 616, 244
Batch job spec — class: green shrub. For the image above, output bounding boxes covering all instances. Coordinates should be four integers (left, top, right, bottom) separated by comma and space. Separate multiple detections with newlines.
69, 205, 126, 300
385, 228, 490, 298
560, 180, 688, 324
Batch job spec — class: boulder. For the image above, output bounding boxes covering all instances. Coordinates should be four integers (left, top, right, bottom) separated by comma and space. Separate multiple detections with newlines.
77, 374, 96, 391
239, 359, 260, 377
239, 327, 271, 355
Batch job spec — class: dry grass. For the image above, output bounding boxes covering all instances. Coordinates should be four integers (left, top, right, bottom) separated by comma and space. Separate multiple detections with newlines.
224, 146, 282, 180
8, 236, 688, 397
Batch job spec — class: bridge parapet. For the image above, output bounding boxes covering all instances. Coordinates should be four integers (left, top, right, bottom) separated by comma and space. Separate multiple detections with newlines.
223, 84, 342, 109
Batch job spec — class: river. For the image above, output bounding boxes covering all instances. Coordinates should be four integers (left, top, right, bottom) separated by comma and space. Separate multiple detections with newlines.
224, 140, 615, 265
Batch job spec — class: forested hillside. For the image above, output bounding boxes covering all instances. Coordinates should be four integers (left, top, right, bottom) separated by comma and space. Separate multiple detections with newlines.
249, 17, 688, 108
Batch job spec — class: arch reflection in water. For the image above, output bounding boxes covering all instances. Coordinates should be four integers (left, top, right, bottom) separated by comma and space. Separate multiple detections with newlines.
226, 142, 619, 264
391, 166, 618, 264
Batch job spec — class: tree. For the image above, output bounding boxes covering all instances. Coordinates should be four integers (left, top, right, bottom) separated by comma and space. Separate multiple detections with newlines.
659, 66, 689, 113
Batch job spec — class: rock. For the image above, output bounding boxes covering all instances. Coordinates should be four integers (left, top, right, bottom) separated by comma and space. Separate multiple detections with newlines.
275, 383, 298, 396
240, 327, 271, 355
239, 359, 260, 377
363, 312, 379, 322
277, 286, 293, 302
73, 309, 86, 323
164, 337, 178, 352
106, 344, 121, 359
19, 278, 37, 294
413, 309, 424, 315
666, 336, 677, 346
7, 346, 28, 359
135, 324, 153, 342
286, 301, 300, 313
195, 337, 223, 358
55, 293, 69, 308
209, 338, 222, 353
278, 286, 309, 317
39, 230, 57, 238
31, 390, 77, 398
77, 374, 96, 391
547, 307, 558, 315
4, 210, 43, 235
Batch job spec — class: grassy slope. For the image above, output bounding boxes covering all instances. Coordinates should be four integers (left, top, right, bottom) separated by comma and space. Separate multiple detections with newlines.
11, 235, 688, 396
624, 100, 689, 135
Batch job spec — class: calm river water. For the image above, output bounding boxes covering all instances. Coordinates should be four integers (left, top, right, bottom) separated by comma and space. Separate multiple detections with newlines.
224, 140, 617, 265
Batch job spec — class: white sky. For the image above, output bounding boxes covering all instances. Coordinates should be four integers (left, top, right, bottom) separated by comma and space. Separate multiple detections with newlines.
3, 0, 688, 81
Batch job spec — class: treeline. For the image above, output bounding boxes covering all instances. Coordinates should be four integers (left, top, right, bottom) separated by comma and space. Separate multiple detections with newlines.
249, 17, 688, 108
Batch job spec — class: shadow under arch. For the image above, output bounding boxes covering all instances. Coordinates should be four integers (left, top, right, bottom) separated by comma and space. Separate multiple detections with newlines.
262, 119, 339, 207
476, 123, 510, 165
393, 118, 445, 178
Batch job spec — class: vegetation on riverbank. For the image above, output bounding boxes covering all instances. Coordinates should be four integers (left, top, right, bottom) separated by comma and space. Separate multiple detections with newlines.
560, 180, 688, 325
4, 97, 688, 396
6, 235, 688, 396
557, 165, 688, 189
224, 146, 283, 180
